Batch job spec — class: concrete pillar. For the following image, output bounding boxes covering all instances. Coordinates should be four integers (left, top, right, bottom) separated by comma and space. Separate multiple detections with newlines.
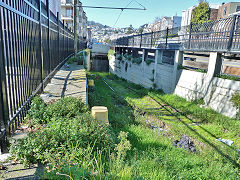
207, 52, 222, 79
172, 50, 184, 92
154, 50, 160, 82
142, 49, 145, 69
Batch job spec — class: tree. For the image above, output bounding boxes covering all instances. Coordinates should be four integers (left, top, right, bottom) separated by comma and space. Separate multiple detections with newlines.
126, 25, 134, 34
138, 28, 144, 34
191, 2, 211, 24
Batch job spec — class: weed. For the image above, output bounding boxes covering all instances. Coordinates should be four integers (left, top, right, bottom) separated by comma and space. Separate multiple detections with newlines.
108, 49, 115, 60
216, 74, 240, 81
231, 92, 240, 119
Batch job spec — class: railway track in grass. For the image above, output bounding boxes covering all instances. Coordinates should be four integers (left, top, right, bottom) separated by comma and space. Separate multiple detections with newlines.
100, 76, 240, 168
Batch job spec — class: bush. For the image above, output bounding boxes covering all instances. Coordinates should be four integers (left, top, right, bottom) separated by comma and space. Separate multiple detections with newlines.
26, 96, 47, 124
132, 57, 142, 65
67, 56, 75, 64
45, 97, 88, 121
11, 112, 114, 165
145, 58, 154, 65
26, 96, 88, 125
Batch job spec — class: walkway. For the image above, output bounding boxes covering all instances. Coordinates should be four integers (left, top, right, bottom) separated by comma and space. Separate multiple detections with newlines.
41, 62, 87, 104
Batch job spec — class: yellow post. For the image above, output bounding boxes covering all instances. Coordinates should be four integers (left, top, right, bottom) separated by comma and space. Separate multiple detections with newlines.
91, 106, 109, 125
88, 79, 94, 87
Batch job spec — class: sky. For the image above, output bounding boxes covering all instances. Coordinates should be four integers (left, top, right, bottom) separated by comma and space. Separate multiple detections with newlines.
81, 0, 240, 28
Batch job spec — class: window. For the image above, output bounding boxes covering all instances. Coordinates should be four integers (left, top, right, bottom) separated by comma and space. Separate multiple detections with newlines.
224, 7, 227, 15
66, 9, 72, 17
236, 6, 240, 12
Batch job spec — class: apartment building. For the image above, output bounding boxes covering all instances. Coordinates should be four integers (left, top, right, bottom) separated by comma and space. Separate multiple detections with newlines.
151, 16, 182, 32
61, 0, 88, 40
41, 0, 61, 17
217, 2, 240, 19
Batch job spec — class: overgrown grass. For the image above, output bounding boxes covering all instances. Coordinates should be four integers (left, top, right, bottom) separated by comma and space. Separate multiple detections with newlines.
86, 72, 240, 179
11, 72, 240, 179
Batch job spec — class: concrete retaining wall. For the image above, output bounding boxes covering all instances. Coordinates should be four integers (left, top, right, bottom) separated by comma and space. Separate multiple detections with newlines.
110, 48, 239, 118
174, 69, 239, 118
109, 50, 175, 93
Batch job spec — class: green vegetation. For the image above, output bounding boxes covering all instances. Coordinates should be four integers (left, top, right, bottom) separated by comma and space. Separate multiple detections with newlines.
117, 54, 122, 61
11, 72, 240, 179
67, 50, 88, 65
191, 2, 211, 24
145, 58, 154, 65
84, 48, 91, 56
87, 72, 240, 179
231, 92, 240, 119
177, 64, 207, 73
132, 57, 142, 64
108, 49, 115, 60
67, 56, 75, 64
216, 74, 240, 81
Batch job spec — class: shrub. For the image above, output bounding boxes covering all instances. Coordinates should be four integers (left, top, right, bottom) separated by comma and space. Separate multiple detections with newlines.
145, 58, 154, 65
26, 96, 88, 125
127, 55, 132, 61
123, 54, 128, 59
67, 56, 75, 64
132, 57, 142, 64
10, 113, 114, 165
45, 97, 88, 121
26, 96, 47, 124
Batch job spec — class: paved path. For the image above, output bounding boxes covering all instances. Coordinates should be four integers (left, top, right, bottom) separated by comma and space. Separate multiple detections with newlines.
41, 62, 87, 104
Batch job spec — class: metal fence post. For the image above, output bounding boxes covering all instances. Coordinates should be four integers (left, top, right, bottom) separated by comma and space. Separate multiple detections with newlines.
57, 12, 60, 63
140, 33, 143, 48
47, 0, 51, 74
39, 0, 43, 92
188, 22, 193, 49
227, 15, 237, 51
165, 28, 169, 49
0, 10, 10, 152
150, 31, 153, 48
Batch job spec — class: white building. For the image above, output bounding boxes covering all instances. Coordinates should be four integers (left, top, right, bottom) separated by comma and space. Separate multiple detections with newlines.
61, 0, 88, 40
151, 16, 182, 32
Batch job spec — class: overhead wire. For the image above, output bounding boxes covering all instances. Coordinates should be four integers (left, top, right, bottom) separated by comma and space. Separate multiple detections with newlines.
113, 0, 134, 28
113, 0, 146, 28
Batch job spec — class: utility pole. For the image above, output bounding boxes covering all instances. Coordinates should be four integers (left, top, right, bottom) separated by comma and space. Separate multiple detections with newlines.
74, 0, 78, 57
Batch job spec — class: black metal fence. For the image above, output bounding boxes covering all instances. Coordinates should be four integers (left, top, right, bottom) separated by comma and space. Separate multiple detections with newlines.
114, 15, 240, 53
0, 0, 85, 151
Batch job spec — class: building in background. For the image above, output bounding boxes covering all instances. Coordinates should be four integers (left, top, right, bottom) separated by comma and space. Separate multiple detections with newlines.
181, 4, 220, 27
151, 16, 182, 32
41, 0, 61, 17
217, 2, 240, 19
61, 0, 88, 40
